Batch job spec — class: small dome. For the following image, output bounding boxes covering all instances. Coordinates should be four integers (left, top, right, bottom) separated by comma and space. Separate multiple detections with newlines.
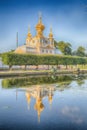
49, 33, 53, 38
27, 26, 32, 38
27, 32, 32, 37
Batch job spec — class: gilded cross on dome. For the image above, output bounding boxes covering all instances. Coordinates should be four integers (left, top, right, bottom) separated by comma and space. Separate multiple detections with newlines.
39, 12, 42, 23
28, 25, 30, 33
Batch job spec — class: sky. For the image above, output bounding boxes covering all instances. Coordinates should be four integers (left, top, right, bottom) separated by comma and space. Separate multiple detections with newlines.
0, 0, 87, 52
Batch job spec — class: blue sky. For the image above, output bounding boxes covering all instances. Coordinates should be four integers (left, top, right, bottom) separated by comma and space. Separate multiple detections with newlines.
0, 0, 87, 52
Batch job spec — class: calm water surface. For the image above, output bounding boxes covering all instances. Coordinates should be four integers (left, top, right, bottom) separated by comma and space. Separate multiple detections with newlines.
0, 77, 87, 130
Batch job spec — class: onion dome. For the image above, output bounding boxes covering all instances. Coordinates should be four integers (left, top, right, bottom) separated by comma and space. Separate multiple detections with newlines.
27, 25, 32, 38
35, 14, 45, 37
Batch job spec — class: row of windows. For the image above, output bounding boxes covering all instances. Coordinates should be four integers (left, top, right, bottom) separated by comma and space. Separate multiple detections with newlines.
42, 49, 53, 53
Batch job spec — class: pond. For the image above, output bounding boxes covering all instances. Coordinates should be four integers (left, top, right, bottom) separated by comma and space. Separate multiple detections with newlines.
0, 75, 87, 130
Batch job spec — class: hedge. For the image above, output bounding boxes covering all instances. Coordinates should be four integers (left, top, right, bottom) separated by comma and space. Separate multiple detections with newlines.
2, 52, 87, 66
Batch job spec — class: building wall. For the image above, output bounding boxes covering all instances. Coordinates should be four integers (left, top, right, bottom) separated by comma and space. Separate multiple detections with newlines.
40, 49, 54, 54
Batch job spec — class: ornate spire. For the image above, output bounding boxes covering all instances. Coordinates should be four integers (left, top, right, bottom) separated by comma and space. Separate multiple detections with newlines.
27, 25, 32, 38
50, 26, 52, 33
28, 25, 30, 33
49, 26, 53, 39
35, 13, 45, 37
39, 12, 42, 23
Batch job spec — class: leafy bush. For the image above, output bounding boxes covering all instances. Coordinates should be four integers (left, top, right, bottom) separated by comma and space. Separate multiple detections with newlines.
2, 52, 87, 67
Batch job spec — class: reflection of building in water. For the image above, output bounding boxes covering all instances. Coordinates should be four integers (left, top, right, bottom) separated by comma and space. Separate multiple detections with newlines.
34, 95, 44, 122
24, 86, 55, 122
25, 92, 31, 110
48, 87, 53, 105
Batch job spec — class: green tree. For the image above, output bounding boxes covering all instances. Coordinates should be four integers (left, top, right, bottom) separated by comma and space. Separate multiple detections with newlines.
54, 40, 58, 48
57, 41, 72, 55
76, 46, 86, 57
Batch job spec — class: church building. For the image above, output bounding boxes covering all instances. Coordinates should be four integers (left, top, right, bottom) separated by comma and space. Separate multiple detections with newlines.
15, 14, 55, 54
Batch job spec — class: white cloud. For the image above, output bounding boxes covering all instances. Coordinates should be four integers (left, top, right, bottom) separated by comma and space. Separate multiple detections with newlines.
62, 106, 83, 124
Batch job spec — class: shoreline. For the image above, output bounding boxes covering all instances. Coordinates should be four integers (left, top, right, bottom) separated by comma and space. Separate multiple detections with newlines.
0, 69, 87, 78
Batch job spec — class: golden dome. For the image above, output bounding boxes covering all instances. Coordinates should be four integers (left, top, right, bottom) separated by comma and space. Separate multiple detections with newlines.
36, 23, 45, 31
35, 14, 45, 37
27, 33, 32, 38
27, 26, 32, 38
49, 33, 53, 38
